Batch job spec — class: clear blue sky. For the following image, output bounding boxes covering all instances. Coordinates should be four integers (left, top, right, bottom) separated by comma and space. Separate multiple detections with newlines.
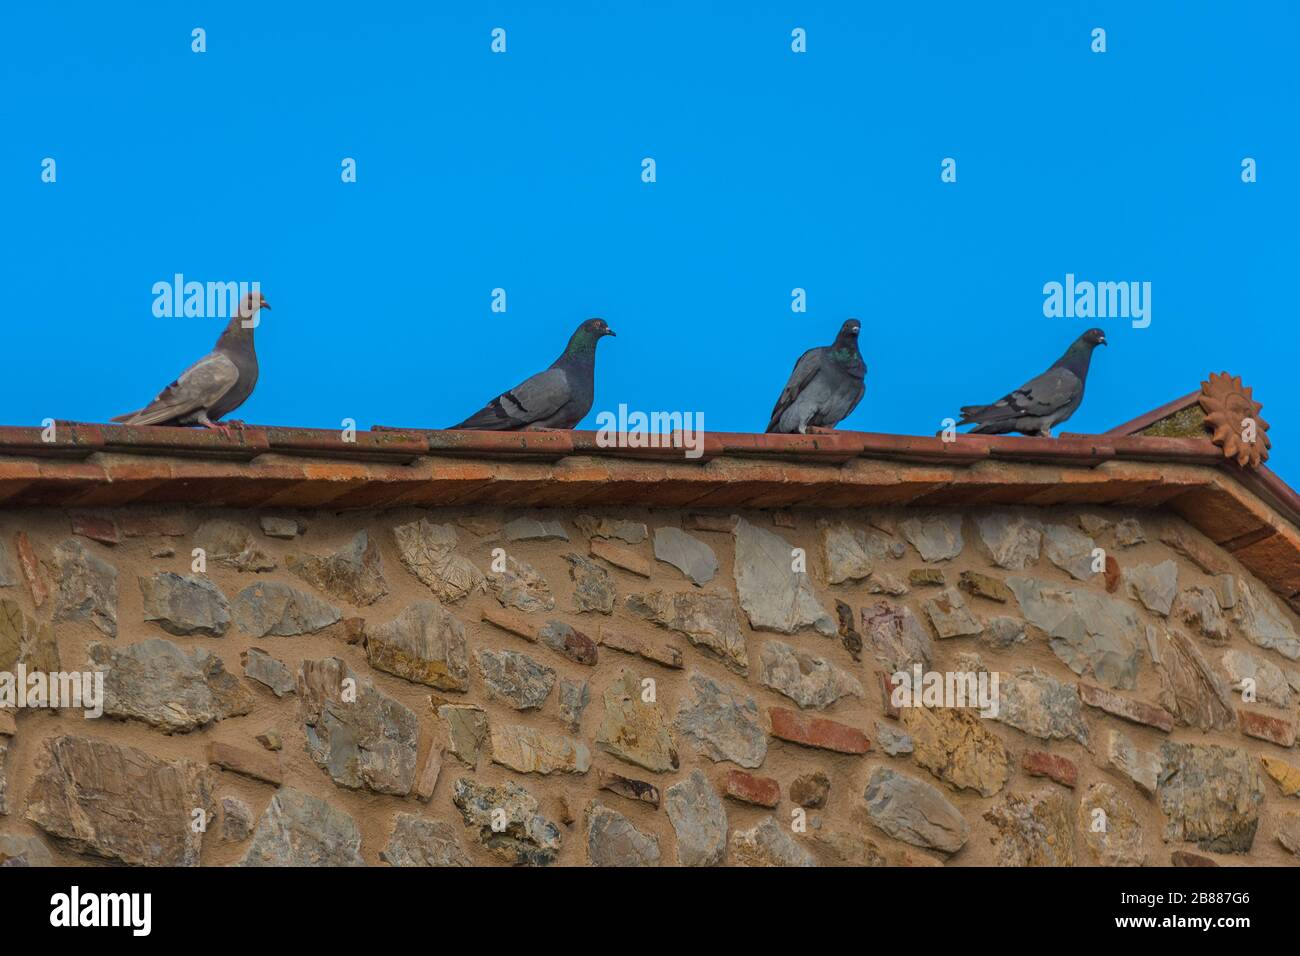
3, 3, 1296, 483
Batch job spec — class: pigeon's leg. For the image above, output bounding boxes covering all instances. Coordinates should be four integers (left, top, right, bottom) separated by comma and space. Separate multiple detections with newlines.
195, 411, 234, 439
1037, 427, 1053, 439
522, 425, 565, 432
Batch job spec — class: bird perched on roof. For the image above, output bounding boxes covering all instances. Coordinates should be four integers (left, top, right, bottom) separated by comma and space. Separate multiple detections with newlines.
113, 291, 269, 436
955, 327, 1107, 437
766, 319, 866, 434
451, 318, 616, 430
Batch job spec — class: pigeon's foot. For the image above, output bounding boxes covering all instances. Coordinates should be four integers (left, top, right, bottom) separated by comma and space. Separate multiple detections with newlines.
522, 425, 566, 432
806, 426, 840, 435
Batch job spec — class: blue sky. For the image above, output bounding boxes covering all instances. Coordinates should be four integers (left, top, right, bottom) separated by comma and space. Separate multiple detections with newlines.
3, 3, 1297, 482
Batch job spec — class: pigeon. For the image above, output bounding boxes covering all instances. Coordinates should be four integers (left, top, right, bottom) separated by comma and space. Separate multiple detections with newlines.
955, 327, 1107, 437
765, 319, 866, 434
450, 318, 616, 430
113, 291, 269, 435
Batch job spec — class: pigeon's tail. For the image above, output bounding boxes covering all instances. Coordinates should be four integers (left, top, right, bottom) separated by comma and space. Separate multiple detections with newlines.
957, 403, 1019, 432
110, 411, 138, 423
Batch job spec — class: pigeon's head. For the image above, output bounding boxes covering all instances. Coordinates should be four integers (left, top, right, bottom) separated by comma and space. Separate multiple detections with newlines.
1082, 327, 1107, 347
236, 291, 271, 318
839, 319, 862, 339
584, 317, 616, 338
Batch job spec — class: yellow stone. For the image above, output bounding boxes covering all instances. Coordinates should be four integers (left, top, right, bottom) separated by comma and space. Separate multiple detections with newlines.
1261, 755, 1300, 797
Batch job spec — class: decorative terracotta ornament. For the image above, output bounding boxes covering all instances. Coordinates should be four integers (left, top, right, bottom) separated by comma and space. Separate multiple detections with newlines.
1198, 372, 1270, 468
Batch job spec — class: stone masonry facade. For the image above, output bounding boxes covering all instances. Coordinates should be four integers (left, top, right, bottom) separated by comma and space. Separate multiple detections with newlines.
1, 502, 1298, 867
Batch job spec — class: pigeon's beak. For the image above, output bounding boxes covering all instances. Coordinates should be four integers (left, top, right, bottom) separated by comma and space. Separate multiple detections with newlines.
260, 300, 272, 311
604, 328, 616, 337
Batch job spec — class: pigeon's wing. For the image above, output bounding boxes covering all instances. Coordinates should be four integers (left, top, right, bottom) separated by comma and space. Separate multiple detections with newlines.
959, 366, 1080, 425
114, 351, 240, 426
766, 348, 824, 432
452, 366, 572, 430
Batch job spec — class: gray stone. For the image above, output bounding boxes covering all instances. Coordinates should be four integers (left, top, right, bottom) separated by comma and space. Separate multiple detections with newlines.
585, 801, 660, 866
563, 552, 614, 614
366, 601, 470, 691
664, 769, 728, 866
992, 668, 1089, 743
923, 587, 983, 639
865, 571, 909, 596
595, 669, 679, 773
504, 517, 569, 542
1233, 578, 1300, 660
242, 646, 296, 697
0, 834, 53, 867
732, 519, 835, 636
452, 777, 561, 866
1042, 523, 1097, 582
982, 616, 1027, 649
439, 703, 490, 768
653, 527, 718, 585
233, 581, 341, 637
875, 721, 913, 755
1221, 648, 1292, 708
899, 514, 964, 562
1114, 518, 1146, 548
1158, 742, 1264, 853
241, 787, 363, 866
0, 540, 17, 588
819, 523, 874, 584
626, 589, 749, 675
0, 598, 58, 676
381, 813, 471, 866
672, 671, 767, 768
861, 601, 932, 672
731, 816, 815, 867
489, 723, 591, 775
575, 515, 647, 544
1172, 586, 1229, 643
26, 735, 214, 866
1157, 629, 1237, 731
53, 539, 117, 637
559, 678, 590, 731
221, 797, 254, 842
475, 648, 555, 709
90, 637, 254, 733
974, 512, 1042, 569
1277, 814, 1300, 857
1123, 560, 1179, 617
759, 640, 863, 709
537, 620, 599, 665
487, 555, 555, 613
1007, 577, 1143, 689
259, 516, 302, 539
863, 766, 969, 854
1078, 512, 1113, 536
297, 657, 419, 795
392, 518, 486, 603
194, 519, 276, 572
287, 530, 388, 606
139, 572, 231, 636
1105, 729, 1161, 796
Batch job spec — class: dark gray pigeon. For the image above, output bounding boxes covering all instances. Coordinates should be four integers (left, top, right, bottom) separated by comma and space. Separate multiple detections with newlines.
766, 319, 866, 434
451, 318, 615, 430
113, 291, 269, 436
956, 327, 1107, 437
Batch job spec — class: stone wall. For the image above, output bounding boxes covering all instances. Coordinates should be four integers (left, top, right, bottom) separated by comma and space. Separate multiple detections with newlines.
0, 502, 1297, 867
